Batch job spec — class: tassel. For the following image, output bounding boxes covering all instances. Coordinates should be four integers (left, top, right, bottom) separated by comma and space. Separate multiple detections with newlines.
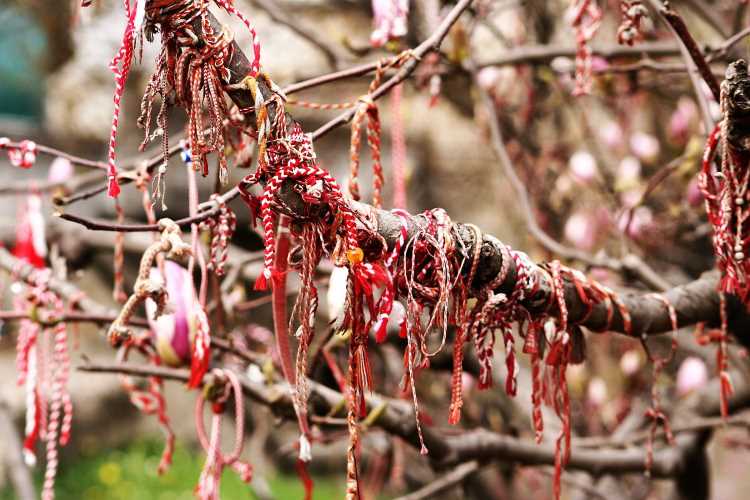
188, 308, 211, 389
254, 268, 271, 291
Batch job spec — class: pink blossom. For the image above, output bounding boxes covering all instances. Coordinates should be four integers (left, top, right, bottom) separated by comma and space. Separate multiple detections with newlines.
569, 150, 598, 184
685, 177, 703, 207
591, 56, 609, 72
370, 0, 409, 47
477, 67, 502, 91
48, 157, 74, 184
146, 261, 204, 367
617, 156, 641, 184
564, 210, 598, 250
587, 377, 608, 406
550, 56, 575, 75
619, 349, 642, 375
668, 97, 697, 144
629, 131, 660, 162
476, 67, 515, 94
620, 189, 641, 209
676, 357, 708, 396
600, 121, 624, 149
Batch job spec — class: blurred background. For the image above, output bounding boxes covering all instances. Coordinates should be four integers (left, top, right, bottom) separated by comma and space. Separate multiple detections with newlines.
1, 0, 750, 498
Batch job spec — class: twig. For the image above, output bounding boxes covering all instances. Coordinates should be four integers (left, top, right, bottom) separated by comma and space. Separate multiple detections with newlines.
249, 0, 343, 69
577, 414, 750, 449
311, 0, 474, 138
477, 41, 682, 68
0, 310, 148, 328
283, 59, 394, 95
1, 140, 106, 170
653, 1, 721, 101
655, 4, 715, 133
393, 460, 479, 500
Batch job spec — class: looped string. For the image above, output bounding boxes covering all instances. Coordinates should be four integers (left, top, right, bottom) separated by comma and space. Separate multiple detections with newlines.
195, 369, 252, 499
642, 293, 678, 475
116, 334, 175, 475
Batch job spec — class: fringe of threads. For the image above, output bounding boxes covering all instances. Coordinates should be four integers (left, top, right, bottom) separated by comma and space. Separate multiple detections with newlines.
293, 226, 319, 462
448, 224, 482, 424
547, 261, 571, 500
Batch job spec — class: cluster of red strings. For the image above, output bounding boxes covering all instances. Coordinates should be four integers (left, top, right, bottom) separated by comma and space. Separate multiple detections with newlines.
699, 76, 743, 418
0, 138, 38, 169
14, 272, 73, 500
103, 0, 262, 199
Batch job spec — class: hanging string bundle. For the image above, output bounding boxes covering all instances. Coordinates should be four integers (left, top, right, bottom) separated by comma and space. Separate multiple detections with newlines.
568, 0, 602, 96
238, 74, 395, 496
14, 272, 73, 500
95, 0, 263, 200
537, 261, 626, 500
13, 194, 48, 269
699, 61, 750, 416
390, 84, 408, 209
700, 61, 750, 302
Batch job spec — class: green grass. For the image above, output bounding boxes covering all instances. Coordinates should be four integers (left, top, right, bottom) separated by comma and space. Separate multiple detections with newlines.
1, 439, 345, 499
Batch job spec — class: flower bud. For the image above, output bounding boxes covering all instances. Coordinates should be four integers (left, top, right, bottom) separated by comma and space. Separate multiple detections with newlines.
569, 150, 598, 184
370, 0, 409, 47
629, 132, 660, 162
146, 261, 203, 367
48, 157, 74, 185
676, 357, 708, 396
564, 210, 598, 251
